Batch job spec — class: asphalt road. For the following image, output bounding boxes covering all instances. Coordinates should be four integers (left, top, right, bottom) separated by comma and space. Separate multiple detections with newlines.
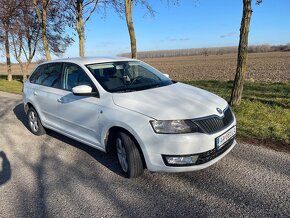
0, 91, 289, 217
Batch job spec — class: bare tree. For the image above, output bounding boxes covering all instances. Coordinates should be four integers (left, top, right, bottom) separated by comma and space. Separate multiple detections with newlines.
230, 0, 262, 106
33, 0, 73, 61
11, 0, 41, 81
122, 0, 178, 59
11, 29, 24, 79
33, 0, 51, 60
125, 0, 137, 58
124, 0, 156, 59
68, 0, 102, 57
0, 0, 20, 81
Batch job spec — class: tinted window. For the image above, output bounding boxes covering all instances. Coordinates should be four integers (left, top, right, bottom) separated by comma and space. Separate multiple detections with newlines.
62, 63, 95, 91
29, 65, 45, 83
29, 63, 62, 88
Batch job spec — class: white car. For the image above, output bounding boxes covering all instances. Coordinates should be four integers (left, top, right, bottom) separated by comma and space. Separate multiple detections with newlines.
23, 57, 236, 178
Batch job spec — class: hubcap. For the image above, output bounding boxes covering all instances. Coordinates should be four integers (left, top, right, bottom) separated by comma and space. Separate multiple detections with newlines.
116, 137, 128, 173
29, 111, 39, 132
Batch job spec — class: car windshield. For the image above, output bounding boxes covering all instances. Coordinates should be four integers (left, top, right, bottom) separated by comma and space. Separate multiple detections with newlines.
86, 61, 174, 93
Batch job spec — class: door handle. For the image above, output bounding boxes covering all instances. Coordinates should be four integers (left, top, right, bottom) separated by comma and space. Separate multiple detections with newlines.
33, 91, 38, 96
57, 98, 63, 103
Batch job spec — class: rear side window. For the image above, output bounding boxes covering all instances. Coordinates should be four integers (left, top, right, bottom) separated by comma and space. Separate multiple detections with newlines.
29, 65, 45, 83
29, 63, 62, 88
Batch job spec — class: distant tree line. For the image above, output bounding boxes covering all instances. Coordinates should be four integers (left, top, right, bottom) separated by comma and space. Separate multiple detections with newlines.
119, 43, 290, 59
248, 43, 290, 53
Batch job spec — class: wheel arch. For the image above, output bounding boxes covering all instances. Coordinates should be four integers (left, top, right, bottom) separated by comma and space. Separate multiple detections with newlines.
105, 126, 147, 169
24, 102, 34, 114
24, 101, 45, 127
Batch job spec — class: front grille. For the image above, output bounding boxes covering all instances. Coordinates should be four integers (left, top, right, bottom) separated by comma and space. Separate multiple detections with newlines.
193, 106, 234, 134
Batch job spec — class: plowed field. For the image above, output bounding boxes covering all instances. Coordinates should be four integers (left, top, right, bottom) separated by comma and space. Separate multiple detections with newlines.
1, 52, 289, 82
143, 52, 290, 82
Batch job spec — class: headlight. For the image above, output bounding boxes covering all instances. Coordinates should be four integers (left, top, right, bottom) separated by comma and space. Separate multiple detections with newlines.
150, 120, 199, 134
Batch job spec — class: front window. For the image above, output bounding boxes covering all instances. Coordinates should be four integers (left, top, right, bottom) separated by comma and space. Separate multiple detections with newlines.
86, 61, 173, 93
62, 63, 96, 92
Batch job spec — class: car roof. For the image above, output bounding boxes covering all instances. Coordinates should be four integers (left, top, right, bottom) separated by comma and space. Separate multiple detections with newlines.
42, 56, 135, 65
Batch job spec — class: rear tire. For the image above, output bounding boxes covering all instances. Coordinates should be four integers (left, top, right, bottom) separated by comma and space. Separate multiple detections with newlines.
116, 131, 144, 178
27, 107, 46, 136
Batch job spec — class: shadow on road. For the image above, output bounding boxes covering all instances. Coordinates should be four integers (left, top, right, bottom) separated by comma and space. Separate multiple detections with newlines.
13, 103, 123, 177
0, 151, 11, 186
47, 130, 124, 177
13, 103, 30, 129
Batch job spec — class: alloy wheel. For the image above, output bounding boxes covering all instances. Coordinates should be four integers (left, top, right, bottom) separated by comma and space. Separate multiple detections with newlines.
29, 111, 39, 133
116, 137, 128, 173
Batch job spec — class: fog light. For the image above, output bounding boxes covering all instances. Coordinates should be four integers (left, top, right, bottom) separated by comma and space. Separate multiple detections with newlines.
163, 155, 198, 166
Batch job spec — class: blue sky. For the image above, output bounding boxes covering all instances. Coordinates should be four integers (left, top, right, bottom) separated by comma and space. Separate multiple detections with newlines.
62, 0, 290, 58
6, 0, 290, 60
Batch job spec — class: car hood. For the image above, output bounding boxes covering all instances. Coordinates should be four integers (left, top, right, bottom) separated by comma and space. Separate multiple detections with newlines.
112, 82, 228, 120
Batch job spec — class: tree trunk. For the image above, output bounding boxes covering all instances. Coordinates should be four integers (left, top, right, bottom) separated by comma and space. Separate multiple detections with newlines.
23, 58, 33, 83
230, 0, 252, 106
125, 0, 137, 59
33, 0, 51, 61
76, 1, 85, 57
4, 29, 12, 81
22, 68, 27, 82
42, 0, 51, 61
15, 55, 24, 82
78, 32, 85, 57
17, 60, 25, 82
42, 31, 51, 61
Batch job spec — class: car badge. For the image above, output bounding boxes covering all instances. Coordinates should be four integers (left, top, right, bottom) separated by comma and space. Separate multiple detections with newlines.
216, 108, 223, 115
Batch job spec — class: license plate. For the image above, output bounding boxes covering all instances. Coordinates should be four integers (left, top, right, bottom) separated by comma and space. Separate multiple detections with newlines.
215, 126, 236, 149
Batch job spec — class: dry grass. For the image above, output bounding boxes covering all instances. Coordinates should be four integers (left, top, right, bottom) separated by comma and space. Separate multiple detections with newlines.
0, 63, 36, 75
143, 52, 290, 83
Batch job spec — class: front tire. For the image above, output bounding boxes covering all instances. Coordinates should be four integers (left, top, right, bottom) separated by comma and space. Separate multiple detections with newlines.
116, 131, 144, 178
27, 107, 46, 136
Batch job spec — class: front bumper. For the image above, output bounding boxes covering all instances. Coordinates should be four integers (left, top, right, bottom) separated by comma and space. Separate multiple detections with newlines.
138, 119, 237, 172
147, 140, 236, 173
162, 138, 235, 167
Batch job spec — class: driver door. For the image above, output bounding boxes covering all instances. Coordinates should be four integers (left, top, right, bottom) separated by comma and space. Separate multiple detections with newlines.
55, 63, 102, 148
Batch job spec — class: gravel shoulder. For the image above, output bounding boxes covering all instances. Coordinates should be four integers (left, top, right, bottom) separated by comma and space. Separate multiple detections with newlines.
0, 91, 289, 217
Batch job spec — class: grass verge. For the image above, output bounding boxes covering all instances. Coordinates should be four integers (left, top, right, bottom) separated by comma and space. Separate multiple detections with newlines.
0, 79, 23, 94
186, 81, 290, 146
0, 79, 289, 145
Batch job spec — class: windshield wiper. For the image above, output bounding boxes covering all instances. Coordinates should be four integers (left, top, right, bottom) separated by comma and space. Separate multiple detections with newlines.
110, 86, 137, 93
111, 82, 170, 93
145, 83, 166, 90
115, 89, 136, 93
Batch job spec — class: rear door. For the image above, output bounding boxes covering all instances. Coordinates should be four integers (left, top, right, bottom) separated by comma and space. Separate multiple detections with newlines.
29, 63, 65, 127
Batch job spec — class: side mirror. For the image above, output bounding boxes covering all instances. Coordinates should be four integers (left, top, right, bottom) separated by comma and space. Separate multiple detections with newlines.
72, 85, 93, 96
163, 73, 170, 78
